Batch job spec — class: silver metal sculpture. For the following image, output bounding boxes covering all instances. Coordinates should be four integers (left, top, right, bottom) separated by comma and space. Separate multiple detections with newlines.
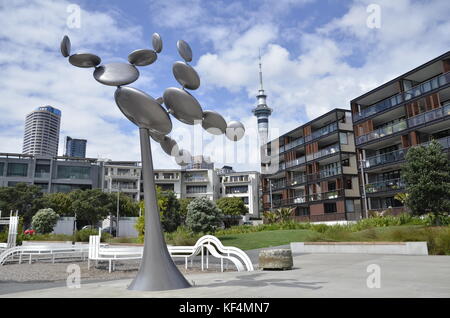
60, 32, 245, 291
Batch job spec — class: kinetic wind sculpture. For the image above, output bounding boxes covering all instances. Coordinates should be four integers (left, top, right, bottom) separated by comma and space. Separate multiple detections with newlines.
60, 33, 245, 291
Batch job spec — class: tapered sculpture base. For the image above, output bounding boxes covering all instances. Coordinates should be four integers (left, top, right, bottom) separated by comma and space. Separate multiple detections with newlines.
128, 128, 191, 291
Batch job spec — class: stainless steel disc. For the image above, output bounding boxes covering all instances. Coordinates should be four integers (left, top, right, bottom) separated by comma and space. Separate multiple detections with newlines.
114, 86, 172, 135
176, 40, 192, 62
152, 33, 163, 53
174, 149, 191, 166
128, 49, 157, 66
69, 53, 101, 68
160, 136, 179, 156
60, 35, 71, 58
225, 120, 245, 141
162, 87, 203, 125
172, 61, 200, 90
94, 63, 139, 86
150, 132, 165, 143
202, 110, 227, 135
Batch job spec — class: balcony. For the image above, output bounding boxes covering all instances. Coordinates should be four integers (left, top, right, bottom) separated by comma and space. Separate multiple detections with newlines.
223, 176, 250, 183
307, 143, 340, 161
365, 178, 405, 194
354, 71, 450, 122
421, 135, 450, 150
307, 166, 342, 182
184, 176, 209, 182
364, 148, 406, 169
284, 195, 307, 205
271, 179, 286, 190
283, 137, 305, 152
305, 122, 338, 143
309, 189, 344, 202
285, 156, 306, 168
289, 175, 307, 186
356, 120, 407, 145
408, 104, 450, 128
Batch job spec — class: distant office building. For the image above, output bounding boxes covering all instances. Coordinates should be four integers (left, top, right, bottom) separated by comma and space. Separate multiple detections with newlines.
0, 153, 103, 193
217, 169, 261, 218
65, 136, 87, 158
22, 106, 61, 157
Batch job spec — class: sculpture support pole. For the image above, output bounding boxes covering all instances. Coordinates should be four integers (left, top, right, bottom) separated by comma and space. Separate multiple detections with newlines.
128, 128, 191, 291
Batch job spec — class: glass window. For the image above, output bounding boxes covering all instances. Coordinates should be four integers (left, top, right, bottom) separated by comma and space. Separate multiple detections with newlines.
35, 164, 50, 178
0, 162, 4, 176
340, 132, 348, 145
186, 185, 207, 194
7, 163, 28, 177
324, 203, 337, 213
52, 184, 91, 193
225, 186, 248, 194
57, 166, 91, 179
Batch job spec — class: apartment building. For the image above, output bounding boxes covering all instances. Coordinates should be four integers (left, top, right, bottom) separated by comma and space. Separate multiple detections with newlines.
261, 108, 361, 222
351, 51, 450, 215
103, 161, 142, 201
0, 153, 103, 192
217, 169, 260, 218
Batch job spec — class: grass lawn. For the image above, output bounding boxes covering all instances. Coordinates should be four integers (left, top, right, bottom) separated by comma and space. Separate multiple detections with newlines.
217, 229, 322, 250
217, 225, 450, 255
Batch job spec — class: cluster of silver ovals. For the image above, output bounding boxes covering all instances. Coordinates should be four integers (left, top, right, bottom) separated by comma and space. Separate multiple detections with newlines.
61, 33, 245, 166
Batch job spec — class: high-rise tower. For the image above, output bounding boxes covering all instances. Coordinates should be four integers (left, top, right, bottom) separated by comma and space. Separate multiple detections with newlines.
252, 53, 272, 146
22, 106, 61, 157
65, 136, 87, 158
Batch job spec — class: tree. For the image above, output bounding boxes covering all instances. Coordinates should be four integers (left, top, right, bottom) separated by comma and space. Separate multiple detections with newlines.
69, 189, 113, 226
185, 197, 223, 233
135, 188, 183, 236
31, 208, 60, 234
109, 192, 139, 217
39, 192, 73, 216
178, 198, 193, 224
0, 183, 43, 226
402, 140, 450, 223
216, 197, 248, 227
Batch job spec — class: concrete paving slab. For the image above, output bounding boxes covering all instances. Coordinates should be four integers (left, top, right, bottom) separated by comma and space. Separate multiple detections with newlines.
2, 254, 450, 298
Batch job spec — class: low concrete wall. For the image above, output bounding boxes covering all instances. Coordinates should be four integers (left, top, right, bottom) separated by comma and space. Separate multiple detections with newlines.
291, 242, 428, 255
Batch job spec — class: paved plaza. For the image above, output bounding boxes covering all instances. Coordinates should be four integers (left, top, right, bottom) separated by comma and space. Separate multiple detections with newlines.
2, 253, 449, 298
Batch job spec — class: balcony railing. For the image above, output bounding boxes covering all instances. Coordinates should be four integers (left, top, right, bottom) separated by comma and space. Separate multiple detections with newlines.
408, 104, 450, 128
307, 143, 340, 161
421, 136, 450, 149
290, 174, 307, 186
307, 166, 342, 182
284, 137, 305, 152
364, 148, 406, 169
308, 189, 344, 202
365, 178, 405, 194
285, 156, 306, 168
354, 71, 450, 121
271, 179, 286, 190
184, 176, 209, 182
356, 120, 407, 145
305, 122, 338, 142
284, 195, 308, 205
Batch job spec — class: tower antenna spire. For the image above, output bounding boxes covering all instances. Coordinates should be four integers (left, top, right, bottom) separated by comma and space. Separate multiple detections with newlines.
258, 49, 264, 91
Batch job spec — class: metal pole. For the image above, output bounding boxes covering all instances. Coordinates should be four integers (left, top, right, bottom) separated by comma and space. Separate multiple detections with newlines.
269, 180, 273, 211
128, 128, 190, 291
116, 189, 120, 237
359, 153, 369, 219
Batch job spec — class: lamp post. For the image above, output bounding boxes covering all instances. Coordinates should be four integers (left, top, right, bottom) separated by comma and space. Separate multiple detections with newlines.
359, 153, 369, 219
61, 33, 245, 291
269, 180, 273, 211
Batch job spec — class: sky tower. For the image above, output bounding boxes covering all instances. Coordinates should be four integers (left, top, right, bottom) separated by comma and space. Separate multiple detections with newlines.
252, 52, 273, 146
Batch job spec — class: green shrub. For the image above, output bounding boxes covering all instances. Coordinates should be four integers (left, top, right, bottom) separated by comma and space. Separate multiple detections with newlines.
165, 226, 200, 246
74, 229, 111, 242
185, 198, 223, 233
31, 208, 59, 234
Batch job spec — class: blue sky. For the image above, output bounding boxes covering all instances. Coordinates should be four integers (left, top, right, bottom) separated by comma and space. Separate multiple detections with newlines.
0, 0, 449, 171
